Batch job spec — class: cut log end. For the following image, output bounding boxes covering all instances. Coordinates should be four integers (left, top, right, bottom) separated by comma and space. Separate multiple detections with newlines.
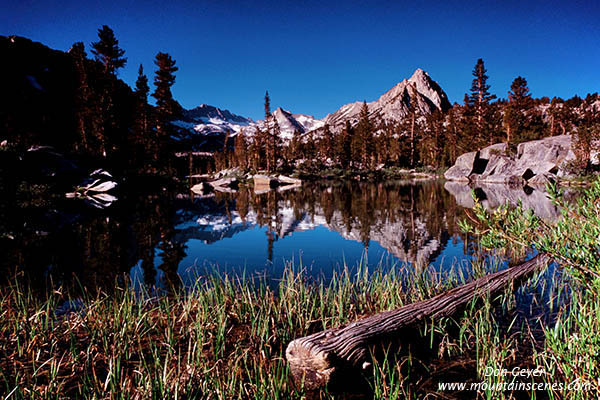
286, 338, 334, 390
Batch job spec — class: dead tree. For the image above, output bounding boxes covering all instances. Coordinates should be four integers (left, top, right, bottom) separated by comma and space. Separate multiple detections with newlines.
286, 254, 549, 390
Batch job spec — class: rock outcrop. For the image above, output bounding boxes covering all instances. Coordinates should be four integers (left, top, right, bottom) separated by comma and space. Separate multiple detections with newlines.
176, 68, 450, 150
444, 135, 576, 185
323, 68, 451, 132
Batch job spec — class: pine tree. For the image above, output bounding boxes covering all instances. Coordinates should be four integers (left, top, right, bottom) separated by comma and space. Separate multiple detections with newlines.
69, 42, 104, 156
264, 91, 271, 120
91, 25, 127, 75
135, 64, 150, 102
267, 118, 281, 172
355, 101, 374, 169
132, 64, 151, 172
548, 97, 572, 136
252, 127, 267, 170
504, 76, 535, 146
320, 124, 334, 163
573, 108, 600, 170
444, 107, 461, 166
336, 121, 353, 169
508, 76, 532, 106
386, 122, 402, 165
152, 53, 179, 118
467, 59, 497, 146
88, 26, 128, 163
262, 91, 274, 172
234, 131, 248, 168
288, 129, 301, 165
420, 110, 445, 168
152, 52, 180, 173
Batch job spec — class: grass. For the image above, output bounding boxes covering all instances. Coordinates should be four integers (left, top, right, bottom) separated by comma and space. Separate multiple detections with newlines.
0, 252, 596, 399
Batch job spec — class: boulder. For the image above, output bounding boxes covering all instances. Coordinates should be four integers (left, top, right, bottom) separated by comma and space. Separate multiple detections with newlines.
479, 142, 508, 160
212, 185, 237, 193
253, 174, 278, 188
445, 135, 578, 184
515, 135, 575, 177
474, 154, 526, 185
527, 173, 555, 187
444, 151, 477, 182
65, 168, 118, 209
253, 175, 302, 193
277, 182, 302, 192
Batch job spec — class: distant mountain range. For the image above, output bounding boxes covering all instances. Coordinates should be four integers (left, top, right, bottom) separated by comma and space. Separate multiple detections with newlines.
174, 104, 253, 136
175, 68, 451, 149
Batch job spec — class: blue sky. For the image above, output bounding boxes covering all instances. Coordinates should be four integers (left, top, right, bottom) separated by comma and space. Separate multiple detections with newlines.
3, 0, 599, 120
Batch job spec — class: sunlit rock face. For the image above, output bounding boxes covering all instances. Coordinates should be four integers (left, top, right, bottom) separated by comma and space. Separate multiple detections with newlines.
176, 68, 449, 149
322, 68, 451, 132
445, 135, 577, 185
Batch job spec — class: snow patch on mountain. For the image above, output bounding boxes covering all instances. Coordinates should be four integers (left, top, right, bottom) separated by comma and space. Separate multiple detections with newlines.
176, 104, 254, 136
266, 107, 324, 140
176, 68, 450, 146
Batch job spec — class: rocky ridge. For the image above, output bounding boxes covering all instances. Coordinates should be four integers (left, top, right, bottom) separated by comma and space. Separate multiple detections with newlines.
175, 68, 450, 147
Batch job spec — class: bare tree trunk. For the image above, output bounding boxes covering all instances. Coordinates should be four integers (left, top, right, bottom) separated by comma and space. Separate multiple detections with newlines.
286, 254, 549, 390
410, 113, 415, 167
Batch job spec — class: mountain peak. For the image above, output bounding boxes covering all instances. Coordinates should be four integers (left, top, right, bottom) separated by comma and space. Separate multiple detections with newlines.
270, 106, 323, 139
272, 106, 289, 116
176, 68, 451, 149
409, 68, 427, 81
323, 69, 450, 130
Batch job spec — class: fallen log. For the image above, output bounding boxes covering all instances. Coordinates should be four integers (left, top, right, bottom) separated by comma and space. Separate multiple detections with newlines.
285, 254, 549, 390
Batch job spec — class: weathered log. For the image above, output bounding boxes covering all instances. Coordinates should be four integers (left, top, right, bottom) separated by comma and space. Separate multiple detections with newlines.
285, 254, 549, 390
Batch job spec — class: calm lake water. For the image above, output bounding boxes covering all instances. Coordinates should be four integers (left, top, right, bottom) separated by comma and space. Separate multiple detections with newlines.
2, 178, 569, 292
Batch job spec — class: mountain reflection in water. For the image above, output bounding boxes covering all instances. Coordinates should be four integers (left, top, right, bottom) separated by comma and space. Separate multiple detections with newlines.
3, 179, 572, 292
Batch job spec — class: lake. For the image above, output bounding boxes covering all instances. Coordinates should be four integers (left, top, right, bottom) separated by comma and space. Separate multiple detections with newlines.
1, 178, 569, 292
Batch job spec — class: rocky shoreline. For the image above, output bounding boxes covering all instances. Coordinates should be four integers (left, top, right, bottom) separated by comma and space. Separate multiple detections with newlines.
444, 135, 585, 186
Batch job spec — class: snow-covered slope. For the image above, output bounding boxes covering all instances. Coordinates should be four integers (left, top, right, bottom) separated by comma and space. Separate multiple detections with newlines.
176, 68, 450, 147
174, 104, 254, 135
174, 104, 323, 143
264, 107, 324, 140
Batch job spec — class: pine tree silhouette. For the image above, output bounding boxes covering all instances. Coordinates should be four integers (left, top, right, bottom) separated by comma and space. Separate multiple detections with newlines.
91, 25, 127, 75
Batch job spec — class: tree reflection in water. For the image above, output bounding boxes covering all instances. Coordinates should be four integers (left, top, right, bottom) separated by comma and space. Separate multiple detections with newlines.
2, 179, 479, 294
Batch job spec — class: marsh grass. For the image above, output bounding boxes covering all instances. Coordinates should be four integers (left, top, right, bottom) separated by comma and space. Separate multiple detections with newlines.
0, 254, 593, 399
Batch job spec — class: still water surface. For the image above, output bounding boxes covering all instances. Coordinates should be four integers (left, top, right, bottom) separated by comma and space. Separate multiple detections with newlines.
3, 179, 566, 291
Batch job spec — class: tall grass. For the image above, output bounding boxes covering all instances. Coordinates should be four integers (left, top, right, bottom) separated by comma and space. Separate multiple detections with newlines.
0, 255, 593, 399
